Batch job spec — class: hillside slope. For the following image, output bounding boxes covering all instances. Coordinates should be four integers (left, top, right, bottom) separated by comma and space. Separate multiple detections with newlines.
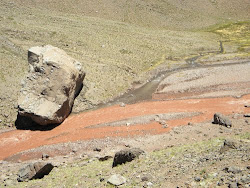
13, 0, 250, 29
0, 0, 249, 128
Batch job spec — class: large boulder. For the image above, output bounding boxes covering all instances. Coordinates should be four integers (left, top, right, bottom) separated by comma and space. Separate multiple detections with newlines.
17, 45, 85, 126
17, 162, 54, 182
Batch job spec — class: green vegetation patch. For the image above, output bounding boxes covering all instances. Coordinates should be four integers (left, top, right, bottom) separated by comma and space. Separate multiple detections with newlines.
209, 21, 250, 52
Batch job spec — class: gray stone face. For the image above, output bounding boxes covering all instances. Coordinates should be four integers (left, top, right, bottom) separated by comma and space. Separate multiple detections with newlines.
17, 162, 54, 182
17, 45, 85, 126
213, 113, 232, 127
112, 148, 144, 167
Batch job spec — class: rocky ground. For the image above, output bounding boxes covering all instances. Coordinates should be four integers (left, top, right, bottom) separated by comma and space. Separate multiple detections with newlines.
0, 59, 249, 187
0, 1, 249, 187
0, 115, 249, 187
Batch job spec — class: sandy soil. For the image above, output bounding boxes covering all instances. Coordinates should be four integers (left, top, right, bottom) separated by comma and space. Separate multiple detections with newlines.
154, 63, 250, 100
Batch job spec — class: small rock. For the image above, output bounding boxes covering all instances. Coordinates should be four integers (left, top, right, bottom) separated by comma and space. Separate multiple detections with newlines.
240, 175, 250, 184
147, 182, 153, 187
107, 174, 126, 186
0, 119, 2, 123
194, 176, 201, 182
220, 139, 237, 153
159, 120, 166, 125
188, 122, 193, 126
120, 102, 126, 107
228, 182, 238, 188
93, 148, 101, 152
42, 154, 49, 160
141, 176, 149, 182
224, 166, 242, 174
232, 113, 241, 119
100, 177, 105, 182
244, 105, 250, 108
213, 113, 232, 127
113, 148, 144, 167
243, 114, 250, 117
17, 162, 54, 182
4, 179, 14, 186
98, 155, 112, 161
162, 124, 168, 128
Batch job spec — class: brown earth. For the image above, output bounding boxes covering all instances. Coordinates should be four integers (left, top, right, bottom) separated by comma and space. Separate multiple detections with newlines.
0, 94, 249, 161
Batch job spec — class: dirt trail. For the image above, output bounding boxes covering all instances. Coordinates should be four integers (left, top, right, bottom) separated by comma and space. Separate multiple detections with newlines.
0, 94, 250, 160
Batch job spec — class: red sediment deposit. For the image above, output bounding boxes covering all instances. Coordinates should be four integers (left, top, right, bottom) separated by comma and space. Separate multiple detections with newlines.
0, 94, 250, 160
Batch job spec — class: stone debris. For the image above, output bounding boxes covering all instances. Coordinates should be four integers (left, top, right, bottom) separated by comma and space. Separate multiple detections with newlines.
213, 113, 232, 128
107, 174, 126, 186
17, 162, 54, 182
113, 148, 144, 167
120, 102, 126, 107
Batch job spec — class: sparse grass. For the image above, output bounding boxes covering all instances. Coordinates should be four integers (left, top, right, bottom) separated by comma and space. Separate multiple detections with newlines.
208, 21, 250, 53
12, 134, 249, 187
0, 0, 249, 127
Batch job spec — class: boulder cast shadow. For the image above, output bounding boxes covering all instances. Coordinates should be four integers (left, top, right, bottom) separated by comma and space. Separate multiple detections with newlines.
15, 115, 60, 131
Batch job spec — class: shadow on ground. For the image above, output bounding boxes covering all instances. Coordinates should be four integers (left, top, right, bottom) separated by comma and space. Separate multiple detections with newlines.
15, 115, 60, 131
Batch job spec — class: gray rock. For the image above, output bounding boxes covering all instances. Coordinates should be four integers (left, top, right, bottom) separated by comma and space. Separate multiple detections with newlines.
244, 114, 250, 117
220, 139, 237, 153
17, 45, 85, 126
240, 175, 250, 184
107, 174, 126, 186
141, 176, 149, 182
120, 102, 126, 107
213, 113, 232, 127
194, 176, 201, 182
228, 182, 238, 188
42, 153, 49, 160
147, 182, 153, 187
98, 155, 112, 161
93, 148, 101, 152
113, 148, 144, 167
224, 166, 242, 174
17, 162, 54, 182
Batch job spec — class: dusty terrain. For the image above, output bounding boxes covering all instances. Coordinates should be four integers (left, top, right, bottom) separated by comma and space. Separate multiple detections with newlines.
0, 0, 250, 187
0, 59, 250, 187
0, 0, 250, 128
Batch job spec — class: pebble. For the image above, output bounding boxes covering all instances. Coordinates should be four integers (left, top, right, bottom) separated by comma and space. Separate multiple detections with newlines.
93, 148, 101, 152
228, 182, 238, 188
194, 176, 201, 182
146, 182, 153, 187
107, 174, 126, 186
42, 153, 49, 160
141, 176, 149, 182
120, 102, 126, 107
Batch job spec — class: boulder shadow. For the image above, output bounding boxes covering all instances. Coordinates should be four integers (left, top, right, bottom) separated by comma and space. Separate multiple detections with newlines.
15, 115, 60, 131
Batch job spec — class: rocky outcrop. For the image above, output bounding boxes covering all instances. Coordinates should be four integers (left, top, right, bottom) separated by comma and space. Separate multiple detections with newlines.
17, 162, 54, 182
17, 45, 85, 126
112, 148, 144, 167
